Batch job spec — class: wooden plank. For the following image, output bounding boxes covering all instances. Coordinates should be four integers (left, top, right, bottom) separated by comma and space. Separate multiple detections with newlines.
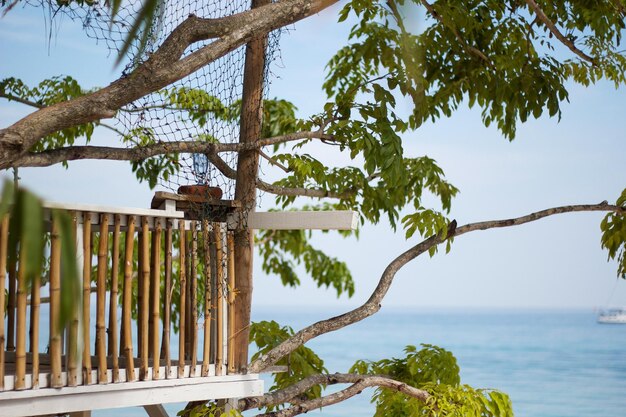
108, 214, 121, 382
122, 216, 136, 382
68, 213, 80, 387
226, 233, 236, 375
161, 220, 173, 375
189, 223, 198, 377
49, 217, 62, 388
44, 201, 185, 219
0, 216, 8, 389
96, 214, 109, 384
150, 219, 162, 380
15, 235, 27, 389
29, 267, 40, 388
140, 217, 150, 381
201, 220, 211, 377
229, 210, 359, 231
150, 192, 241, 209
137, 225, 144, 360
177, 220, 186, 379
69, 412, 91, 417
144, 404, 170, 417
82, 212, 92, 385
214, 225, 224, 376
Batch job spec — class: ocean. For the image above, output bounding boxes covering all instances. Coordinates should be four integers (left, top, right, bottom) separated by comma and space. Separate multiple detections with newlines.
88, 307, 626, 417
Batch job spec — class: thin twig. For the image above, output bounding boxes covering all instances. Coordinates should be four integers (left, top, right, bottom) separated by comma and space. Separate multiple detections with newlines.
525, 0, 595, 64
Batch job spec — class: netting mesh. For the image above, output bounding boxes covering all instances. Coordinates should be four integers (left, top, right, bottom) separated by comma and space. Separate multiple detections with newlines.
29, 0, 282, 202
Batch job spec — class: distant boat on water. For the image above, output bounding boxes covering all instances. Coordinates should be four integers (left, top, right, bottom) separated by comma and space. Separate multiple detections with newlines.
597, 308, 626, 324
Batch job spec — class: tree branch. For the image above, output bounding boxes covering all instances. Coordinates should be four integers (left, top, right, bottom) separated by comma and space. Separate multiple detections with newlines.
247, 201, 624, 373
0, 91, 125, 136
0, 0, 339, 169
10, 130, 333, 168
260, 149, 291, 173
256, 179, 352, 199
251, 374, 428, 417
419, 0, 493, 67
525, 0, 595, 64
239, 372, 429, 411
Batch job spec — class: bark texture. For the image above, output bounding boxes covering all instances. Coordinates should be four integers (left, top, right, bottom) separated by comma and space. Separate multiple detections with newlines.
233, 0, 271, 373
239, 372, 430, 411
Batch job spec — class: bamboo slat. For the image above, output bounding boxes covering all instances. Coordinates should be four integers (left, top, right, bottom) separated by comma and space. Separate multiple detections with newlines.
177, 220, 187, 379
201, 220, 211, 377
7, 235, 16, 352
214, 224, 225, 376
15, 239, 27, 390
190, 223, 198, 376
140, 216, 150, 380
49, 216, 63, 388
0, 216, 8, 389
96, 214, 109, 384
137, 226, 144, 357
227, 232, 236, 374
29, 264, 41, 388
67, 212, 79, 386
122, 216, 136, 382
184, 230, 192, 361
161, 220, 173, 374
82, 211, 92, 385
108, 214, 121, 382
150, 219, 162, 379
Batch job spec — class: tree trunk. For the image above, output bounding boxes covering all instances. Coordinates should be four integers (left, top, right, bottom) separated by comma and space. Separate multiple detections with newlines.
232, 0, 270, 373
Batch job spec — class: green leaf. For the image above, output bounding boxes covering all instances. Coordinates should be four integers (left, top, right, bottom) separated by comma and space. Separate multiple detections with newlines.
53, 209, 81, 328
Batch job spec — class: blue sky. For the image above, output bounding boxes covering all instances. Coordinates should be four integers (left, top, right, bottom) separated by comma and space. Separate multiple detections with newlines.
1, 2, 625, 310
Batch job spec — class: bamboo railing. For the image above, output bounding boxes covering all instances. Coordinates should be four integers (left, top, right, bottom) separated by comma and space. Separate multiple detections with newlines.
0, 203, 237, 391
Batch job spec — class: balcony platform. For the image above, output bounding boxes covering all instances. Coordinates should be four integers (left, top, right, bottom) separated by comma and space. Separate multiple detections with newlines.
1, 367, 262, 417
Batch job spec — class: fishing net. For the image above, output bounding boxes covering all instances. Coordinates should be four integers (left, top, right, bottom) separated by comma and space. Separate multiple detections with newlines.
25, 0, 281, 204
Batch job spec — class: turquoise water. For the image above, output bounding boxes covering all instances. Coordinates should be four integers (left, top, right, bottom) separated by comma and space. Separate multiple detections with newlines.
92, 308, 626, 417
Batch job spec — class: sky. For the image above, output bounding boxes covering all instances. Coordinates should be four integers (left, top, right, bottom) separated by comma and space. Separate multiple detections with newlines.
1, 2, 625, 311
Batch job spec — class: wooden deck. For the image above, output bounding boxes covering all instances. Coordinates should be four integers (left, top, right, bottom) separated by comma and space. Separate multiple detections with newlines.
1, 369, 261, 417
0, 197, 259, 417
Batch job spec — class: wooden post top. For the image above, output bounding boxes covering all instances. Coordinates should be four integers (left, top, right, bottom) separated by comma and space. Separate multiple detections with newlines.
151, 191, 241, 221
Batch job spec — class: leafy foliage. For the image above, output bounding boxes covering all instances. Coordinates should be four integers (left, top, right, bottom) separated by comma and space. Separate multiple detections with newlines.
177, 401, 242, 417
329, 0, 626, 140
124, 127, 180, 188
256, 227, 354, 297
250, 320, 327, 410
351, 344, 513, 417
601, 189, 626, 278
0, 76, 95, 157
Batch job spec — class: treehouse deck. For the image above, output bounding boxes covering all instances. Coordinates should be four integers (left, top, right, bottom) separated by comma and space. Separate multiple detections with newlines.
0, 198, 262, 417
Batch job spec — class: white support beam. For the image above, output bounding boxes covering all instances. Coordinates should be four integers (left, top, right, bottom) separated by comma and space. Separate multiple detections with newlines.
229, 210, 358, 231
0, 374, 263, 417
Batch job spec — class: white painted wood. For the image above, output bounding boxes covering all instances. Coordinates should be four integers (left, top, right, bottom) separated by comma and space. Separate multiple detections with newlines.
1, 364, 227, 390
43, 201, 185, 219
144, 404, 170, 417
0, 375, 263, 417
228, 210, 358, 230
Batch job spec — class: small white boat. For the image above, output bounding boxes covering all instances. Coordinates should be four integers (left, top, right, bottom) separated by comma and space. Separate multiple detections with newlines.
597, 308, 626, 324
